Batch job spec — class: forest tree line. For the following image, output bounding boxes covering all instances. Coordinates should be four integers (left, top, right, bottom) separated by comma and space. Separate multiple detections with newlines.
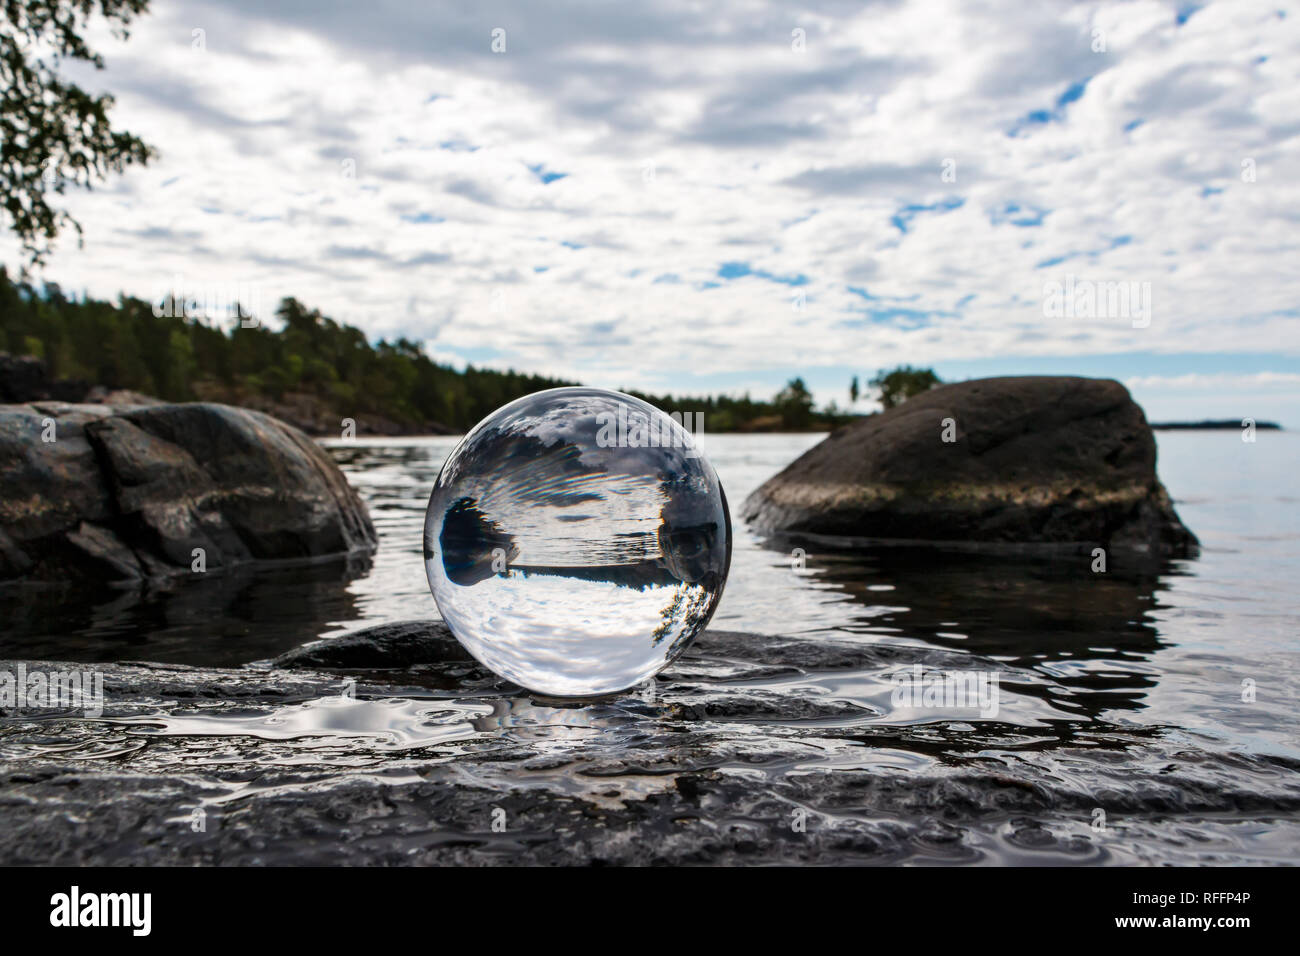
0, 269, 868, 433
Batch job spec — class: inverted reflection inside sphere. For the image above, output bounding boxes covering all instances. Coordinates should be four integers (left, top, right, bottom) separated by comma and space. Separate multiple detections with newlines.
423, 387, 731, 697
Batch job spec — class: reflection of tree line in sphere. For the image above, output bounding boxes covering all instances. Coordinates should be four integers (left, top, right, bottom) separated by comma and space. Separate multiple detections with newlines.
430, 420, 727, 595
434, 496, 725, 594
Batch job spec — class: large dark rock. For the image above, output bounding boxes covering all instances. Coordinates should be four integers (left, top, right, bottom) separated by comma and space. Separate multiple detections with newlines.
0, 401, 376, 582
743, 376, 1196, 554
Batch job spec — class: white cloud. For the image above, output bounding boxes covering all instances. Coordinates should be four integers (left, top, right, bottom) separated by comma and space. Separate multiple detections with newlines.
5, 0, 1298, 402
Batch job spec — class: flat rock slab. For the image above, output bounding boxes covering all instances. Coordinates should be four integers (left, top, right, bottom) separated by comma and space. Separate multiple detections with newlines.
0, 401, 376, 583
743, 376, 1196, 555
3, 621, 1298, 865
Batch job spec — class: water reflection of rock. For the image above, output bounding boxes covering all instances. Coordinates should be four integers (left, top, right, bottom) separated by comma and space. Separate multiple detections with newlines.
756, 534, 1170, 717
0, 551, 372, 667
434, 498, 521, 586
658, 479, 730, 588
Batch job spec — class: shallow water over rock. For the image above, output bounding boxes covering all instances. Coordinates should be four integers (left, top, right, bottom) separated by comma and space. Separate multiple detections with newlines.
1, 431, 1298, 864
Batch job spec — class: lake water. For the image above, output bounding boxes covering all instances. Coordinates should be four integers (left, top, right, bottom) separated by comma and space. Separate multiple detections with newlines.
335, 429, 1300, 776
3, 429, 1299, 864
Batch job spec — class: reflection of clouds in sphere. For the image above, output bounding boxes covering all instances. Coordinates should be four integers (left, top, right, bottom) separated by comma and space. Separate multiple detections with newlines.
424, 388, 731, 697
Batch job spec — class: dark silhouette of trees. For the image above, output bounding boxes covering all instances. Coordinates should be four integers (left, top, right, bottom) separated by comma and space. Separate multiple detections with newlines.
0, 268, 861, 432
869, 365, 942, 409
774, 377, 814, 429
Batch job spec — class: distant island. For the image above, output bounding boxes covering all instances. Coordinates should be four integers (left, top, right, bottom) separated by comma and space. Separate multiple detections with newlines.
1151, 420, 1283, 430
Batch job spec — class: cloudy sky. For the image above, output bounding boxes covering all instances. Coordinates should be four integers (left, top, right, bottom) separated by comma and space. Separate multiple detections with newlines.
9, 0, 1300, 422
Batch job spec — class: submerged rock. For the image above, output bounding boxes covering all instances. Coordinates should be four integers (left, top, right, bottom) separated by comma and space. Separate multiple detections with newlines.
0, 402, 376, 583
742, 376, 1197, 555
273, 621, 473, 669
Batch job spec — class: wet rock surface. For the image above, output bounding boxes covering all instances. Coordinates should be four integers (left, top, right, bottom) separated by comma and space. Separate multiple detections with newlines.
273, 620, 474, 669
3, 621, 1298, 865
0, 401, 376, 583
743, 376, 1197, 555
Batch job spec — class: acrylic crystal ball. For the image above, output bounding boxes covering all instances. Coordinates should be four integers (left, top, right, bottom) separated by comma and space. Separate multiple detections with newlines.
424, 387, 731, 697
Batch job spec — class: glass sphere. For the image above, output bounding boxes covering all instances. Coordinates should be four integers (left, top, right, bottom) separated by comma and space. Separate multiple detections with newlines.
424, 387, 731, 696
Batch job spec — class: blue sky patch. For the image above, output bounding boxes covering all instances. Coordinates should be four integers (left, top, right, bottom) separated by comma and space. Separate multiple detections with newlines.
716, 261, 809, 285
840, 305, 942, 329
990, 201, 1046, 227
1008, 77, 1092, 136
527, 163, 569, 184
891, 196, 965, 233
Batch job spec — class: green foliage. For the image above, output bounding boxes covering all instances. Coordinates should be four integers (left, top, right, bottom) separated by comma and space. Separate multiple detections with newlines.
773, 376, 814, 429
0, 268, 864, 432
0, 268, 572, 428
868, 364, 942, 409
1, 0, 155, 266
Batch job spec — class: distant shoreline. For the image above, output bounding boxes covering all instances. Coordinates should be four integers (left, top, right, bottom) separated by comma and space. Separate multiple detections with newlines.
1151, 420, 1283, 431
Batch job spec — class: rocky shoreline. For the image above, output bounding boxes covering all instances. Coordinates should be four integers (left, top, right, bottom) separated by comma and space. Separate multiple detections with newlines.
0, 353, 453, 438
6, 373, 1274, 866
2, 375, 1199, 582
